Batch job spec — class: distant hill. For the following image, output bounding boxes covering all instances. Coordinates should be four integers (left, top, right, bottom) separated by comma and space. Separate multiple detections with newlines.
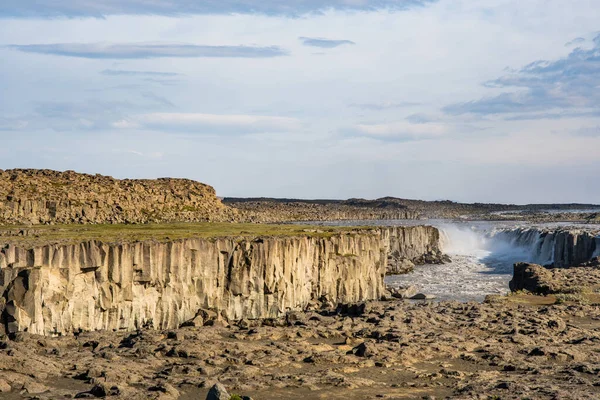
0, 169, 238, 225
1, 169, 597, 225
224, 196, 600, 221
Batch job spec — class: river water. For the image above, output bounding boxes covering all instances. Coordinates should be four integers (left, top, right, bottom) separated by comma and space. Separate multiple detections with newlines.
301, 219, 600, 302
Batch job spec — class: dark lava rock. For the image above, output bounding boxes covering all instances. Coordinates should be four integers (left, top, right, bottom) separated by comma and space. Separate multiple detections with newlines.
351, 342, 378, 357
509, 263, 555, 294
206, 382, 230, 400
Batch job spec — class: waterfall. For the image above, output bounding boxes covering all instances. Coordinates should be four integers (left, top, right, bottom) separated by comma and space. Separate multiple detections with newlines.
593, 236, 600, 258
489, 227, 598, 267
438, 224, 598, 267
438, 223, 488, 255
490, 228, 555, 265
388, 223, 599, 303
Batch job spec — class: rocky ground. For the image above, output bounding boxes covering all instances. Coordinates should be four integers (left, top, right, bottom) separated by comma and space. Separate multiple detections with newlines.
3, 280, 600, 399
222, 198, 419, 222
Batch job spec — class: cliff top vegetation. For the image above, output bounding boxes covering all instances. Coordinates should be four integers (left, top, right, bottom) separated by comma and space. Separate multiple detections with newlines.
0, 222, 374, 246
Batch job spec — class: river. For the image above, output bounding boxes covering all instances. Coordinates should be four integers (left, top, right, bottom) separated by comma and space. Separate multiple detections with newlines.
300, 219, 600, 302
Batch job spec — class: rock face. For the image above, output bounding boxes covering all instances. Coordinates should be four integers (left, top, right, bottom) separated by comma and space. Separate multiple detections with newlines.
0, 226, 442, 336
385, 225, 446, 274
0, 169, 238, 224
551, 230, 599, 268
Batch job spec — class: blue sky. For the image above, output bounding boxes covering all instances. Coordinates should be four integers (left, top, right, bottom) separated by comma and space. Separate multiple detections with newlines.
1, 0, 599, 203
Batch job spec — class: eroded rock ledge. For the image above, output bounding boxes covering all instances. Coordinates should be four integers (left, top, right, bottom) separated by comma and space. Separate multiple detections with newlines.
0, 226, 442, 336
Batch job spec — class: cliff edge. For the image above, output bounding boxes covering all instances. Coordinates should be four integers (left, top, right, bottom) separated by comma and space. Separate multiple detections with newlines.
0, 225, 443, 335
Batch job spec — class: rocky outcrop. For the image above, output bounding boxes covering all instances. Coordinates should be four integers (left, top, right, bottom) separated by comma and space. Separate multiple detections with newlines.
0, 169, 238, 224
384, 226, 447, 274
0, 226, 442, 336
509, 260, 600, 296
509, 262, 556, 294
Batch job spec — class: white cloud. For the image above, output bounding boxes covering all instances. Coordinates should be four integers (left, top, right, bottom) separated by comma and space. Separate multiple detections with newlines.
112, 113, 303, 134
2, 0, 600, 202
10, 42, 288, 59
0, 118, 28, 130
115, 149, 164, 159
352, 121, 447, 140
0, 0, 436, 18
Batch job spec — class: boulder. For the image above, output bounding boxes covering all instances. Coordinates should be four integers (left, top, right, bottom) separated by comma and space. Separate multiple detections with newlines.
22, 381, 49, 394
336, 303, 367, 317
0, 379, 10, 393
509, 263, 555, 294
75, 383, 121, 398
180, 314, 204, 328
351, 342, 378, 357
387, 258, 415, 275
286, 311, 306, 326
206, 383, 230, 400
410, 293, 436, 300
148, 383, 179, 399
414, 250, 451, 265
390, 285, 418, 299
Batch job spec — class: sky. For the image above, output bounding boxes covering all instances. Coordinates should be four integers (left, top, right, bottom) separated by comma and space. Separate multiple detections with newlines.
1, 0, 599, 204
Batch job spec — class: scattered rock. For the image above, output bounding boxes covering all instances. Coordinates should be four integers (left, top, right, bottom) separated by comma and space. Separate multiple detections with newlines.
410, 293, 436, 300
75, 383, 121, 398
2, 262, 600, 400
149, 383, 179, 398
336, 303, 367, 317
387, 258, 415, 275
390, 285, 418, 299
286, 311, 306, 326
206, 383, 230, 400
22, 381, 49, 394
0, 379, 11, 393
352, 342, 378, 358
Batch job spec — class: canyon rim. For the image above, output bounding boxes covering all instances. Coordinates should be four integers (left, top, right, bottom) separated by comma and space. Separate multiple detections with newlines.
3, 0, 600, 398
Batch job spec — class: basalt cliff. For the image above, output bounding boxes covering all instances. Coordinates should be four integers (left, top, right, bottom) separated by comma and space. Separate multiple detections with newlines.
0, 226, 442, 336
